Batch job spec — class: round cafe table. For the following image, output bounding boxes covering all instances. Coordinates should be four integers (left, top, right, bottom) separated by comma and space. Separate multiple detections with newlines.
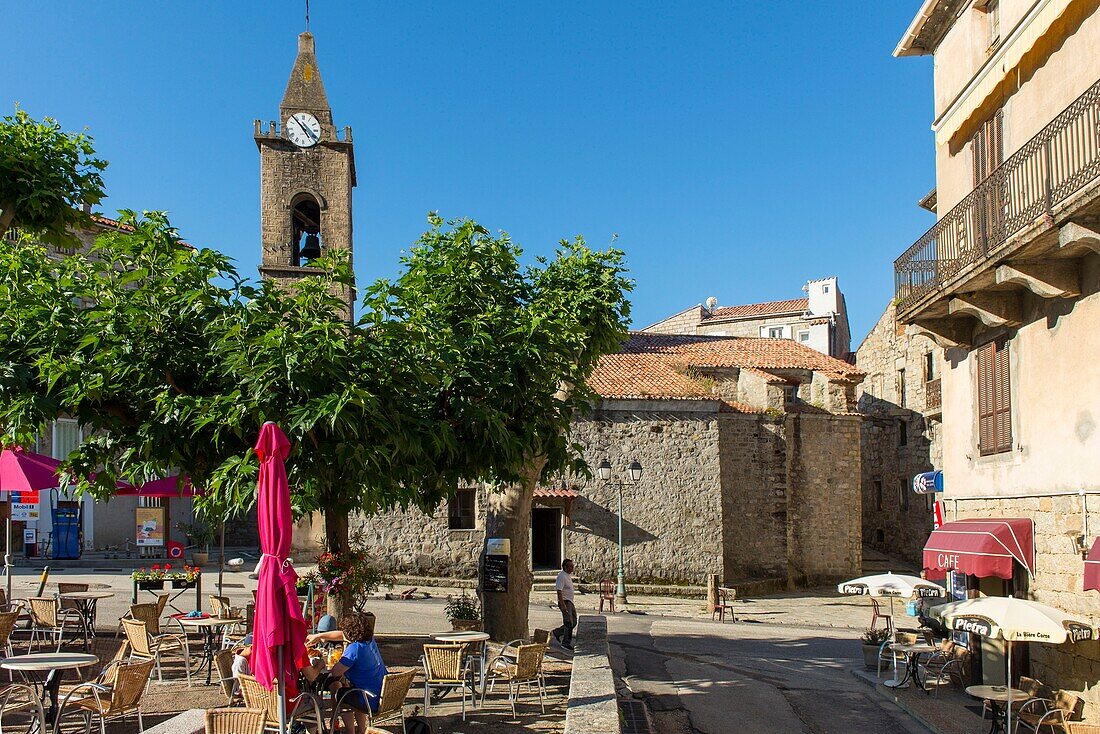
430, 631, 491, 696
1, 652, 99, 724
58, 591, 115, 647
883, 642, 936, 690
966, 685, 1029, 734
174, 615, 244, 686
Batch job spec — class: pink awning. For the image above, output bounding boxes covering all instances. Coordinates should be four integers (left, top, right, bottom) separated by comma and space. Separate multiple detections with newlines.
923, 518, 1034, 580
1085, 538, 1100, 592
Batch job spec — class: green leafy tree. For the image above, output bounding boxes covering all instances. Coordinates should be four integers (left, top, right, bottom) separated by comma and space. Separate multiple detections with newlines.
0, 211, 631, 634
0, 107, 106, 246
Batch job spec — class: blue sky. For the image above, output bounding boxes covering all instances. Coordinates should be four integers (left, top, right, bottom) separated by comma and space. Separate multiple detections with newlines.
7, 2, 934, 346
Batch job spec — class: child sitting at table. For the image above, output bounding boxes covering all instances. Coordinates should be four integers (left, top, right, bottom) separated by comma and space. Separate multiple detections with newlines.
304, 611, 387, 734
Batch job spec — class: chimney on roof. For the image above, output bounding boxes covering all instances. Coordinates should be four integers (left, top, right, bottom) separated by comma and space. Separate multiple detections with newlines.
81, 203, 92, 214
705, 296, 718, 314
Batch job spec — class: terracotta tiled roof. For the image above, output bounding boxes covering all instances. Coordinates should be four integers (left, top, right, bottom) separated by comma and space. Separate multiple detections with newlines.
88, 214, 134, 232
534, 486, 579, 499
704, 298, 808, 320
588, 332, 863, 404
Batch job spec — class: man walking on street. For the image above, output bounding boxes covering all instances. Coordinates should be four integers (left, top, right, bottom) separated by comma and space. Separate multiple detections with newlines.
553, 558, 577, 651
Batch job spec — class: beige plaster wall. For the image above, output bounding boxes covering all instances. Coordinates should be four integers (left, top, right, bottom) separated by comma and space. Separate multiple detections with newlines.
940, 255, 1100, 497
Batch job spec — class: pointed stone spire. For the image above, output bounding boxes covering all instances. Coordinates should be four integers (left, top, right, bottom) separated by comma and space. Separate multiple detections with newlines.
280, 32, 333, 131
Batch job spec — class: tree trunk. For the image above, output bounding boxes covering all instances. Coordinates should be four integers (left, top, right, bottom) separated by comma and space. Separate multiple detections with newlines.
0, 204, 15, 242
482, 456, 547, 642
323, 510, 351, 619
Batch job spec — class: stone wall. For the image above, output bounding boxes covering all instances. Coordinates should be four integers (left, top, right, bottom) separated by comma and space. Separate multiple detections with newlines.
566, 404, 724, 584
641, 305, 704, 335
718, 413, 788, 579
943, 498, 1100, 719
787, 413, 862, 583
856, 301, 941, 564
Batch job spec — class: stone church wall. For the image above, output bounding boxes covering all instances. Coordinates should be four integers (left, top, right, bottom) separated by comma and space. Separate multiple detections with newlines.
566, 404, 724, 584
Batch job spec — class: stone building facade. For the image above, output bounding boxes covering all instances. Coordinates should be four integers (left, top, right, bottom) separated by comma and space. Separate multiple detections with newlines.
642, 277, 852, 360
855, 300, 943, 564
894, 0, 1100, 715
340, 333, 865, 588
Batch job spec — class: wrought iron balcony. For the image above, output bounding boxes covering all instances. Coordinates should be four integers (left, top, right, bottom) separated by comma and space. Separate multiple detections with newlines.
895, 78, 1100, 314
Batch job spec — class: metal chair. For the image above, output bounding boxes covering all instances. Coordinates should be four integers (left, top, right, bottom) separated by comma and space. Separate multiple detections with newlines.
26, 596, 83, 651
205, 708, 265, 734
121, 616, 192, 686
1016, 690, 1083, 733
238, 673, 327, 733
598, 579, 616, 614
0, 610, 18, 658
55, 658, 156, 734
485, 643, 547, 718
422, 643, 479, 720
213, 648, 240, 705
0, 682, 46, 733
367, 669, 415, 732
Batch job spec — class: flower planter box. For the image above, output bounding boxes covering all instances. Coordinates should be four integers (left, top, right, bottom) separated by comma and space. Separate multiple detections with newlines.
136, 580, 165, 591
171, 579, 198, 589
451, 619, 481, 632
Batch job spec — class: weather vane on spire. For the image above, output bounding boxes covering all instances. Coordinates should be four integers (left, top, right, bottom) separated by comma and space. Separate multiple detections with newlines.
305, 0, 310, 31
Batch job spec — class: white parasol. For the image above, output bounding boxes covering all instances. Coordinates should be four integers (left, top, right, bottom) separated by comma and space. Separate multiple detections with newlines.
934, 596, 1093, 733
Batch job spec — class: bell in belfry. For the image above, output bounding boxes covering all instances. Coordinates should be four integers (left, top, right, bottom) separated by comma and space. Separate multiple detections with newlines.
300, 232, 322, 261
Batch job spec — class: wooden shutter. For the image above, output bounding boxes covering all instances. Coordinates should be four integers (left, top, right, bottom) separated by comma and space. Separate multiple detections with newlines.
977, 339, 1012, 455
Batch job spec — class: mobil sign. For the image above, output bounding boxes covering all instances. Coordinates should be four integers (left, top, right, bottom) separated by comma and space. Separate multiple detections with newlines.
8, 490, 41, 521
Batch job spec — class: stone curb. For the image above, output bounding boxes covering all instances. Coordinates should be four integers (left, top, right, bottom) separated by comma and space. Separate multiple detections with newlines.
564, 614, 621, 734
142, 708, 205, 734
849, 667, 940, 734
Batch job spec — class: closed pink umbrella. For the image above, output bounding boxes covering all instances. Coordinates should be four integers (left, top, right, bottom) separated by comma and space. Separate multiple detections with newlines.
250, 423, 307, 731
0, 447, 62, 602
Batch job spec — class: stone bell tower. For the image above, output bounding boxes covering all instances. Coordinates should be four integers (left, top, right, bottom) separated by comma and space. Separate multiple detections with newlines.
255, 31, 356, 314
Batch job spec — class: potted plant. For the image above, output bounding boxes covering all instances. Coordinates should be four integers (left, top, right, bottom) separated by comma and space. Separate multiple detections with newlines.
297, 570, 321, 597
445, 593, 482, 631
133, 566, 166, 590
166, 564, 201, 589
177, 521, 216, 565
860, 627, 892, 670
315, 532, 394, 615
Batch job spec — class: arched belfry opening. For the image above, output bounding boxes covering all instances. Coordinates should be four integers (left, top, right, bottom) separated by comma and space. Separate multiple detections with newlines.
291, 194, 322, 266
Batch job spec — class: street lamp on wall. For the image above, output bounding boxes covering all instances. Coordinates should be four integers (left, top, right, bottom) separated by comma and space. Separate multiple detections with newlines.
599, 458, 642, 605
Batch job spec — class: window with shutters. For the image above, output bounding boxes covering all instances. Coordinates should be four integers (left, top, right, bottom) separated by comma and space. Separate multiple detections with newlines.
972, 110, 1005, 246
977, 339, 1012, 455
448, 488, 477, 530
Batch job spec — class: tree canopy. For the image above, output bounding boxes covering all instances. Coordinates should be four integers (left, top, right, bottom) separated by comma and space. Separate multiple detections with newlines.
0, 211, 631, 529
0, 107, 107, 247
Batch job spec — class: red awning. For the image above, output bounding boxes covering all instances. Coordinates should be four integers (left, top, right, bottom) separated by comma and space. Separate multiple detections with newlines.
923, 518, 1034, 580
1085, 538, 1100, 592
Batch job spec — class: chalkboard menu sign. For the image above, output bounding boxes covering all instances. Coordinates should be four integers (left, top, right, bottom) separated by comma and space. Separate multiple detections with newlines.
484, 554, 509, 593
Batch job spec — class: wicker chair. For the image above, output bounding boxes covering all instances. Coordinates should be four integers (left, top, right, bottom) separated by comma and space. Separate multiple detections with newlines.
237, 673, 327, 733
0, 610, 18, 657
213, 648, 242, 705
27, 596, 83, 652
422, 643, 479, 719
1016, 690, 1084, 733
55, 658, 156, 733
121, 616, 192, 686
497, 629, 551, 689
485, 643, 547, 718
0, 682, 46, 732
1066, 724, 1100, 734
208, 595, 249, 643
205, 707, 265, 734
331, 669, 416, 733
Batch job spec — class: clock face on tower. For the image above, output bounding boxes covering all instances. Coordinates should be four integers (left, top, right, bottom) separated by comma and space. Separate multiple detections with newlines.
285, 112, 321, 147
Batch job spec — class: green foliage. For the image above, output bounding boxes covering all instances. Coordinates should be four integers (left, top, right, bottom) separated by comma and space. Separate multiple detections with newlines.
176, 520, 217, 549
0, 106, 107, 247
444, 593, 482, 622
860, 627, 891, 645
0, 210, 632, 532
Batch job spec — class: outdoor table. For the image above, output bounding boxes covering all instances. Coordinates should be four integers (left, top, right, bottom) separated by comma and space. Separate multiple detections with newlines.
883, 642, 936, 690
174, 615, 243, 686
965, 685, 1029, 734
431, 630, 491, 698
57, 591, 114, 648
1, 651, 99, 724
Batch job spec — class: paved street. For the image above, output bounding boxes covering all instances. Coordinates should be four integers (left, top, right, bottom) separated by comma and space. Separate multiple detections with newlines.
609, 614, 929, 734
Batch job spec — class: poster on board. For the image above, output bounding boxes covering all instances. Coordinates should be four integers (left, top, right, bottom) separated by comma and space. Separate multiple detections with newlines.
135, 507, 166, 546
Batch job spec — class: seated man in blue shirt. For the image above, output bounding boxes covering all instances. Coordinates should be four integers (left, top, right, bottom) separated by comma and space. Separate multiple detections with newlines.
306, 611, 387, 733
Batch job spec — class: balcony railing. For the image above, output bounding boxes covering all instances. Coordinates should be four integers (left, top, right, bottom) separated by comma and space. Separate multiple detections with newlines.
895, 77, 1100, 311
924, 378, 941, 413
